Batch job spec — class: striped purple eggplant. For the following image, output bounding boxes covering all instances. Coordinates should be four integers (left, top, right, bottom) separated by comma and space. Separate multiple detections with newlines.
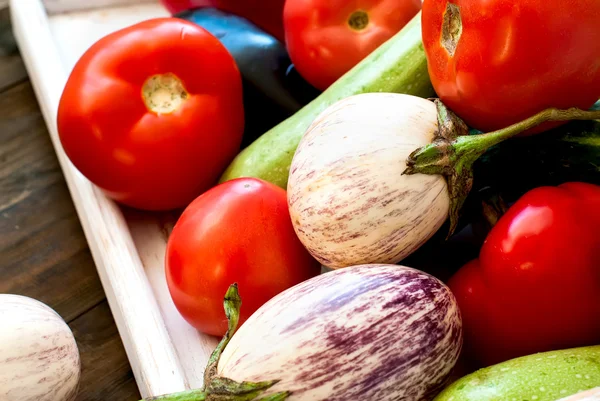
287, 93, 449, 270
0, 295, 81, 401
216, 264, 463, 401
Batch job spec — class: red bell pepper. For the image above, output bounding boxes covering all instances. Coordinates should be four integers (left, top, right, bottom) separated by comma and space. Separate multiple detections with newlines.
448, 182, 600, 368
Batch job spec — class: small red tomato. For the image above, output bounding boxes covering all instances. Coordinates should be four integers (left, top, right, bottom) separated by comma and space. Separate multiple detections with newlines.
448, 182, 600, 368
160, 0, 219, 14
165, 177, 321, 337
57, 18, 244, 211
160, 0, 216, 13
422, 0, 600, 133
284, 0, 422, 91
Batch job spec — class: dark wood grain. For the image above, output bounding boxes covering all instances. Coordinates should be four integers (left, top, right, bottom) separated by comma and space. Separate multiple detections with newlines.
70, 301, 141, 401
0, 11, 141, 401
0, 80, 107, 322
0, 7, 27, 91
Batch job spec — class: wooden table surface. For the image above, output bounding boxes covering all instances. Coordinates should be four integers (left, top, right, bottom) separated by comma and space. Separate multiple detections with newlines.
0, 7, 141, 401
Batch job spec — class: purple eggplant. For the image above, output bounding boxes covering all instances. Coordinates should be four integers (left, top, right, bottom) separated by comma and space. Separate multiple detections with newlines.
215, 264, 463, 401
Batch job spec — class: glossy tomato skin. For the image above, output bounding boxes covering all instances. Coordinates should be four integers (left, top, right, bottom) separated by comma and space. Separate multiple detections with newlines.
422, 0, 600, 133
160, 0, 286, 41
448, 182, 600, 368
165, 177, 321, 337
57, 18, 244, 211
284, 0, 422, 91
159, 0, 216, 13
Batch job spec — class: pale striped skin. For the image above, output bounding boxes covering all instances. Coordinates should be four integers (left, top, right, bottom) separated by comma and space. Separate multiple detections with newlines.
218, 264, 463, 401
0, 295, 80, 401
287, 93, 449, 269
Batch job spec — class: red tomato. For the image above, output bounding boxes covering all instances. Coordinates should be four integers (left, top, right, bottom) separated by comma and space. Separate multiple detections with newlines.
159, 0, 216, 13
284, 0, 422, 91
57, 18, 244, 211
448, 182, 600, 368
159, 0, 286, 41
165, 177, 321, 337
422, 0, 600, 133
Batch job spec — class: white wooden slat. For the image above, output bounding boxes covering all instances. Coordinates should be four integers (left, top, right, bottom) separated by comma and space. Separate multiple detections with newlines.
9, 0, 192, 397
127, 212, 219, 390
46, 2, 169, 70
42, 0, 157, 15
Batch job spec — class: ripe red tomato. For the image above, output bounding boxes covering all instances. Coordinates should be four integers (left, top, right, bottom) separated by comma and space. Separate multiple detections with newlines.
159, 0, 216, 13
57, 18, 244, 211
165, 177, 321, 337
448, 182, 600, 368
284, 0, 422, 91
422, 0, 600, 133
159, 0, 286, 41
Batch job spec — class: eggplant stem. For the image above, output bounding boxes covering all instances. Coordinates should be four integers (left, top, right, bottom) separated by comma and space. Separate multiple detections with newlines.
405, 104, 600, 236
139, 285, 290, 401
456, 107, 600, 154
255, 392, 292, 401
204, 284, 242, 385
140, 389, 207, 401
206, 377, 280, 396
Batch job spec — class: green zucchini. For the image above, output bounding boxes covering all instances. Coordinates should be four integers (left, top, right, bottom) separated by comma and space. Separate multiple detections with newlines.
434, 346, 600, 401
219, 12, 435, 188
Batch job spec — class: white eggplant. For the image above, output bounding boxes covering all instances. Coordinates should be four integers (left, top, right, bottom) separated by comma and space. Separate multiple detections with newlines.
215, 264, 463, 401
287, 93, 600, 269
287, 93, 448, 268
0, 294, 81, 401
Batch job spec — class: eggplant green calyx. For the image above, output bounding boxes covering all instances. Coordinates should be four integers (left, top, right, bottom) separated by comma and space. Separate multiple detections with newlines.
206, 377, 281, 399
140, 284, 290, 401
204, 283, 243, 385
254, 392, 292, 401
404, 101, 600, 237
143, 389, 207, 401
141, 384, 284, 401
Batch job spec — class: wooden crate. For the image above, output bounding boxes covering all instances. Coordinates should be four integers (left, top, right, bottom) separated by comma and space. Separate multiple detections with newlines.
10, 0, 219, 398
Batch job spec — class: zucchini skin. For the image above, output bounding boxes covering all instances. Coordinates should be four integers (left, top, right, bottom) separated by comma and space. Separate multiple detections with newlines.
434, 346, 600, 401
176, 7, 320, 148
219, 12, 435, 188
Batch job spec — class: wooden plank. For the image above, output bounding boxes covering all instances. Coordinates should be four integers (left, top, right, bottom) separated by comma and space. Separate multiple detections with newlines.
0, 36, 141, 400
0, 80, 106, 323
9, 0, 189, 397
42, 0, 157, 15
126, 210, 219, 390
47, 2, 169, 70
69, 301, 141, 401
0, 7, 27, 91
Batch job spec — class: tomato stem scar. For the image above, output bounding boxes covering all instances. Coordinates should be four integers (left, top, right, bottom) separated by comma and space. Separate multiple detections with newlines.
441, 3, 462, 56
142, 73, 188, 114
348, 10, 369, 31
